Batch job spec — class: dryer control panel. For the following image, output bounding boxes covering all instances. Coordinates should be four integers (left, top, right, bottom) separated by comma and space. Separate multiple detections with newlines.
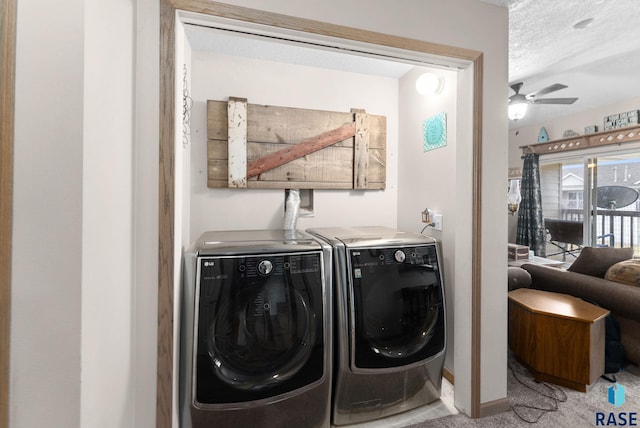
350, 244, 439, 269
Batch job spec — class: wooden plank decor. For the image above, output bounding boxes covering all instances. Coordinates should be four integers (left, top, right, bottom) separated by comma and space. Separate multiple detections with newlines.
207, 99, 386, 190
227, 97, 248, 188
247, 122, 356, 178
353, 109, 370, 189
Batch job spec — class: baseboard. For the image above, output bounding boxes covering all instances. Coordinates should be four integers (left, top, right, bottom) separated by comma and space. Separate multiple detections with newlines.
479, 397, 510, 418
440, 368, 509, 418
443, 367, 454, 385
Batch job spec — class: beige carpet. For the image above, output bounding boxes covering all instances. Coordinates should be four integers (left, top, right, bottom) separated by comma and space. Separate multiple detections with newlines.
410, 353, 640, 427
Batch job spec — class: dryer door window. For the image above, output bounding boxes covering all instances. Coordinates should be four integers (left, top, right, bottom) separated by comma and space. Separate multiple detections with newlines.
349, 245, 445, 370
194, 252, 325, 405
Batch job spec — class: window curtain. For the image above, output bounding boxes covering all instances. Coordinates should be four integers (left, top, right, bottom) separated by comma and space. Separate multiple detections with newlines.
516, 153, 546, 256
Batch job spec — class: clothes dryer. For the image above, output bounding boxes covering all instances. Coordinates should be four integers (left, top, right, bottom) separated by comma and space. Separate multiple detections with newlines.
180, 230, 332, 428
307, 226, 446, 426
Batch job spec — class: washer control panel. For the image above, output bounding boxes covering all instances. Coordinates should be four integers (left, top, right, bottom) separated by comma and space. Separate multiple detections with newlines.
199, 252, 321, 281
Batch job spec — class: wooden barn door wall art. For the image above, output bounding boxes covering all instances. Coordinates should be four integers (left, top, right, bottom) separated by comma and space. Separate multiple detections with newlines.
207, 98, 386, 190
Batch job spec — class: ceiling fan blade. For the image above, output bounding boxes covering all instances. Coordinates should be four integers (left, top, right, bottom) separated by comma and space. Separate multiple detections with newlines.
525, 83, 568, 99
530, 97, 578, 105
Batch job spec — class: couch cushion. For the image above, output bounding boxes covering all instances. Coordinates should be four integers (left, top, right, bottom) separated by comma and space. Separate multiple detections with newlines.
522, 263, 640, 323
605, 259, 640, 286
508, 267, 532, 291
567, 247, 634, 278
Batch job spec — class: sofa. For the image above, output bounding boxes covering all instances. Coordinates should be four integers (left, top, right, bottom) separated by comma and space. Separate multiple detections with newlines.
510, 247, 640, 367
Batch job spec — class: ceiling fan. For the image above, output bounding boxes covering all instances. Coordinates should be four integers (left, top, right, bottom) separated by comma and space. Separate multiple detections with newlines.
508, 82, 578, 121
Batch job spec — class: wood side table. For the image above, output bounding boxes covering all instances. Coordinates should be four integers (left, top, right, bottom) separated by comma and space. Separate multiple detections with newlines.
508, 288, 610, 392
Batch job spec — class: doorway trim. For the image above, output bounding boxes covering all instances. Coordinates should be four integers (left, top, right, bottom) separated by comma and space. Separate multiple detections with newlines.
0, 0, 16, 426
158, 1, 484, 426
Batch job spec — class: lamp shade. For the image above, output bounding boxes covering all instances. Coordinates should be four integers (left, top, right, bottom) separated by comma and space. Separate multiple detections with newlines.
507, 179, 522, 215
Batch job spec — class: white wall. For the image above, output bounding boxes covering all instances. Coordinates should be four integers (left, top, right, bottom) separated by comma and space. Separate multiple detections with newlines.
11, 1, 507, 427
453, 64, 475, 414
188, 52, 399, 241
12, 0, 84, 426
397, 67, 458, 374
12, 0, 140, 427
81, 1, 135, 427
133, 1, 160, 426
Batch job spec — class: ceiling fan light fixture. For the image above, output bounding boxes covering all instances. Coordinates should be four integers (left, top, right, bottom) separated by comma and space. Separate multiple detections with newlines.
508, 97, 528, 121
507, 81, 576, 121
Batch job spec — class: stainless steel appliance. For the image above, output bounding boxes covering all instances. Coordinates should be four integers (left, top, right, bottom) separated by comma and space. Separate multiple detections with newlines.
180, 230, 332, 428
307, 226, 446, 426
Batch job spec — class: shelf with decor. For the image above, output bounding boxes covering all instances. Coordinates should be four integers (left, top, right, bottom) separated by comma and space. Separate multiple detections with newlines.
520, 124, 640, 156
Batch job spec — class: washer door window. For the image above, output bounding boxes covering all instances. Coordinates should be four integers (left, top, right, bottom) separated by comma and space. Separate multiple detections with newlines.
194, 252, 324, 405
349, 245, 445, 370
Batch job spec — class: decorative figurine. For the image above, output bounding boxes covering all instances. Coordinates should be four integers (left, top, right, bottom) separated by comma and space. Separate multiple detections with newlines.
538, 127, 549, 143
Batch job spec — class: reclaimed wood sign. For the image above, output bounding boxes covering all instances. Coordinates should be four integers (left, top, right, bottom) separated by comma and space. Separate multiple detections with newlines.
604, 110, 639, 131
207, 98, 387, 190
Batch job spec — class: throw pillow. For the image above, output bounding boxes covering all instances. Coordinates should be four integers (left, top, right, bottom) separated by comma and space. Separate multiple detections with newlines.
567, 247, 634, 278
605, 259, 640, 287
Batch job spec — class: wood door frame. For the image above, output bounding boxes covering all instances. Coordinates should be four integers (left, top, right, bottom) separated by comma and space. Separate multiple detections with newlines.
1, 0, 16, 426
158, 1, 484, 426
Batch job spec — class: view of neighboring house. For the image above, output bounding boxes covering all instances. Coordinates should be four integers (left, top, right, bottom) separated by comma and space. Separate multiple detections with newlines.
561, 158, 640, 211
541, 155, 640, 252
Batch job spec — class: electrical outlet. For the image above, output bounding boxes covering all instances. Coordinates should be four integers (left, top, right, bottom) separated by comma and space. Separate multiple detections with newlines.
432, 214, 443, 231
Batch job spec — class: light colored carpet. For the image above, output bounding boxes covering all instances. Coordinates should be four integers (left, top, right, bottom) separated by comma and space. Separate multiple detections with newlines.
410, 354, 640, 427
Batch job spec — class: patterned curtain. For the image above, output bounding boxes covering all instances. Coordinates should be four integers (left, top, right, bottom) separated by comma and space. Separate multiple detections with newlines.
516, 153, 546, 256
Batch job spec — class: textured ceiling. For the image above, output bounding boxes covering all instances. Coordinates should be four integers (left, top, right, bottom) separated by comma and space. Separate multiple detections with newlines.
484, 0, 640, 128
509, 0, 640, 81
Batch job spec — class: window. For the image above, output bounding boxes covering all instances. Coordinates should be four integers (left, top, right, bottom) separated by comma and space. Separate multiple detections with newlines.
565, 191, 583, 210
540, 148, 640, 256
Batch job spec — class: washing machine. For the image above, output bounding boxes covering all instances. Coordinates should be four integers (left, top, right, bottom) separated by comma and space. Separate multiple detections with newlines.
180, 230, 332, 428
307, 226, 446, 426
